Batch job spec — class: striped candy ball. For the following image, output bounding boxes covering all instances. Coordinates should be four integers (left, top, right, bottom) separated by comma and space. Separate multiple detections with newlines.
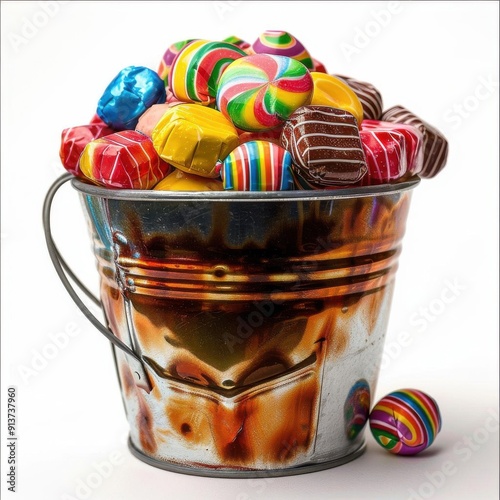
168, 40, 246, 105
251, 30, 314, 70
369, 389, 442, 455
216, 54, 313, 132
221, 140, 294, 191
157, 39, 196, 85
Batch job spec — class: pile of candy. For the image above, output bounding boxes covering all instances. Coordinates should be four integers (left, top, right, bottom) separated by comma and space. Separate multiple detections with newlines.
59, 31, 449, 191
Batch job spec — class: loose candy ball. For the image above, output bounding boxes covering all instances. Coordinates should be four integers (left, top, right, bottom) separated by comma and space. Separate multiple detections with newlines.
369, 389, 442, 455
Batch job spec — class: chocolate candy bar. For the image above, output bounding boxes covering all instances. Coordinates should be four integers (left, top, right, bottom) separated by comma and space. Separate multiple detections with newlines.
280, 105, 367, 187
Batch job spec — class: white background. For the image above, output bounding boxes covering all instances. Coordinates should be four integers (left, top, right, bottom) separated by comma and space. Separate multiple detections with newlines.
1, 1, 498, 499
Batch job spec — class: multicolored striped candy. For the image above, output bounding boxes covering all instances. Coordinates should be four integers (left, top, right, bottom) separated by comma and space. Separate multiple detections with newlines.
60, 123, 114, 176
310, 73, 364, 126
168, 40, 246, 106
157, 39, 196, 86
381, 105, 449, 178
223, 35, 251, 51
280, 105, 367, 187
96, 66, 166, 130
79, 130, 172, 189
359, 120, 423, 184
221, 140, 294, 191
369, 388, 442, 455
251, 30, 314, 70
216, 54, 313, 132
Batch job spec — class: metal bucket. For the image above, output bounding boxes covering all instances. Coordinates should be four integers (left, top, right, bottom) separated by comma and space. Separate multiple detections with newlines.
43, 173, 419, 477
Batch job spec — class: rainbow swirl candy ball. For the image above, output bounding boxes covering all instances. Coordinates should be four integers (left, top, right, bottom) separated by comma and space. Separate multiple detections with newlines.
216, 54, 313, 132
369, 389, 442, 455
251, 30, 314, 70
168, 39, 246, 105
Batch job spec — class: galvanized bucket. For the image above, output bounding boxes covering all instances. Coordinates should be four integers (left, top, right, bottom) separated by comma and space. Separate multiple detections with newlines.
43, 173, 419, 477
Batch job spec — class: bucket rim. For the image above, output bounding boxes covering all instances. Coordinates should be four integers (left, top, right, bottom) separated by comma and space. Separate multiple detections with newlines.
71, 175, 420, 202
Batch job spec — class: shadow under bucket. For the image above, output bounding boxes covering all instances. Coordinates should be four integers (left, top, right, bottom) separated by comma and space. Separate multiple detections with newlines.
43, 174, 419, 477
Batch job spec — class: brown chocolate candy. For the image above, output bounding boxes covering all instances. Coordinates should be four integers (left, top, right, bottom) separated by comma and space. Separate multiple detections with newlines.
281, 105, 367, 187
334, 74, 384, 120
381, 105, 448, 178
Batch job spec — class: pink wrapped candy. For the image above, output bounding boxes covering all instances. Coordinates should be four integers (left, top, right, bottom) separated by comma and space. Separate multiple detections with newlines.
79, 130, 172, 189
359, 120, 423, 184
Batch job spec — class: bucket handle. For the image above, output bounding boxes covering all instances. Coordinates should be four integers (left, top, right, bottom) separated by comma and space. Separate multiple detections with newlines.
42, 173, 142, 364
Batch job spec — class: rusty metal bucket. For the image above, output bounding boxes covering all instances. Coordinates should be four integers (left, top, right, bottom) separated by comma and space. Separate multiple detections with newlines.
43, 173, 419, 477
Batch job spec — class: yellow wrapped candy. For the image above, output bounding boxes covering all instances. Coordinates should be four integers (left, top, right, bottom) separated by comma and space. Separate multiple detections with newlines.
310, 73, 364, 126
153, 169, 223, 191
151, 104, 239, 178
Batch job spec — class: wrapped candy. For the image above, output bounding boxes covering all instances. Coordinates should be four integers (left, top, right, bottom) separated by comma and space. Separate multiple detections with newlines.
60, 123, 114, 176
216, 54, 314, 132
334, 75, 384, 121
136, 104, 171, 137
79, 130, 172, 189
281, 105, 367, 187
310, 73, 364, 126
221, 140, 294, 191
250, 30, 314, 70
96, 66, 166, 130
168, 40, 246, 106
151, 103, 239, 177
381, 105, 448, 178
154, 169, 223, 191
359, 120, 424, 184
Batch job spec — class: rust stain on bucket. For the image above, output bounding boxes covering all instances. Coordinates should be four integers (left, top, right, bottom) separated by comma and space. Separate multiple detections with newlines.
74, 179, 415, 473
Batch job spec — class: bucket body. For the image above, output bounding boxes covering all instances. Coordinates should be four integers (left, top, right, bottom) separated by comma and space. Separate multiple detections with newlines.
74, 179, 417, 476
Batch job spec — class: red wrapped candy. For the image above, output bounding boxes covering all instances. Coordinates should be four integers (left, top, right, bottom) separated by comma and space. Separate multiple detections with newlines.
59, 123, 114, 176
359, 120, 423, 185
79, 130, 172, 189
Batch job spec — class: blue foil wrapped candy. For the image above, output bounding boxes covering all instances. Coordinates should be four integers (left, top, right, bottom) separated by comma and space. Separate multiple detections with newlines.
96, 66, 166, 130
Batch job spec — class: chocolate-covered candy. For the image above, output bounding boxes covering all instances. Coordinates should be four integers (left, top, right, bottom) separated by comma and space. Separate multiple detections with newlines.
334, 75, 383, 121
281, 105, 367, 187
381, 105, 448, 178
